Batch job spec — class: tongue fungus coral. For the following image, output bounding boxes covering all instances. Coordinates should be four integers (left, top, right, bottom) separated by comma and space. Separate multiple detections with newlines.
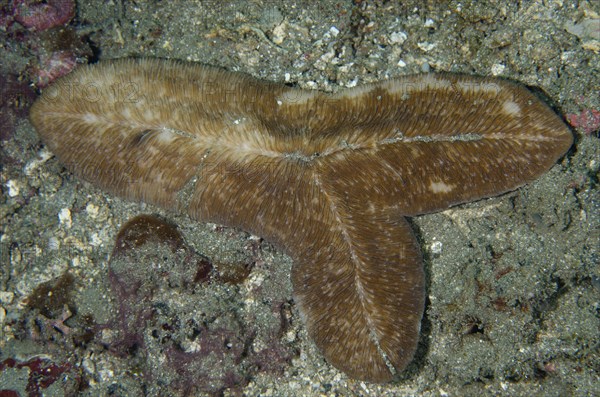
29, 58, 572, 382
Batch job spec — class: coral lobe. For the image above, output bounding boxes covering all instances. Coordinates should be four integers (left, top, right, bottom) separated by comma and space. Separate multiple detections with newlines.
29, 58, 572, 382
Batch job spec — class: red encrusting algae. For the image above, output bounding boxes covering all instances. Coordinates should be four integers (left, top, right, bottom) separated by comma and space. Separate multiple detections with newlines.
12, 0, 75, 31
567, 108, 600, 136
33, 49, 78, 87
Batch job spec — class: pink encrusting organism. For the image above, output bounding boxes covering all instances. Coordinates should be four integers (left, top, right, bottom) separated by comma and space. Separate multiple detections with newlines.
33, 50, 78, 87
567, 109, 600, 136
12, 0, 75, 31
7, 0, 80, 87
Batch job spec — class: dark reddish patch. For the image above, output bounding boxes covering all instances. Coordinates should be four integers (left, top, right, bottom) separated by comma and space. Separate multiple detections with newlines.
104, 214, 296, 395
0, 390, 20, 397
163, 329, 249, 394
567, 109, 600, 136
26, 272, 76, 318
214, 259, 254, 284
107, 214, 214, 356
0, 357, 79, 397
194, 256, 213, 283
112, 214, 215, 287
12, 0, 75, 31
1, 1, 90, 91
113, 214, 186, 254
32, 49, 77, 87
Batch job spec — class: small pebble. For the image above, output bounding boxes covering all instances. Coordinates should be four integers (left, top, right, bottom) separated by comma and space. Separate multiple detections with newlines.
491, 63, 506, 76
431, 240, 443, 254
59, 208, 72, 228
5, 180, 20, 197
390, 31, 407, 44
